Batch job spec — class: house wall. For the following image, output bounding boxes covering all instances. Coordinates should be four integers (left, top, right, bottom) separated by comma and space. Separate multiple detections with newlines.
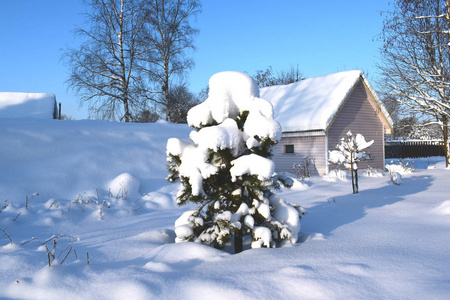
273, 135, 327, 176
327, 81, 385, 171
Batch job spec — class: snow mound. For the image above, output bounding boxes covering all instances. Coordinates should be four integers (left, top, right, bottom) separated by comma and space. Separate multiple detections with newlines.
147, 242, 229, 264
143, 261, 172, 272
131, 229, 175, 244
0, 243, 20, 253
107, 173, 140, 199
432, 200, 450, 215
140, 192, 176, 209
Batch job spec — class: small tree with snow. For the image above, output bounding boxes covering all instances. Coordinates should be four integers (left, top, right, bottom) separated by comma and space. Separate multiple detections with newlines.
328, 131, 373, 194
167, 71, 304, 253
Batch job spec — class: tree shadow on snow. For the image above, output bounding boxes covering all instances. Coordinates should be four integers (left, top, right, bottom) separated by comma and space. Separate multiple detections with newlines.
299, 174, 434, 240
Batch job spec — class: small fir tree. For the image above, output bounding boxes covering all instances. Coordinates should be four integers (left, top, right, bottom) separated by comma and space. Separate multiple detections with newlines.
167, 71, 305, 253
328, 131, 373, 194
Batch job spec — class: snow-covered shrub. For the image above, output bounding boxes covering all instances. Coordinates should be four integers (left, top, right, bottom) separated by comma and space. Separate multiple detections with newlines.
167, 71, 305, 253
385, 159, 414, 174
327, 169, 348, 180
293, 156, 316, 181
328, 131, 373, 194
362, 166, 382, 177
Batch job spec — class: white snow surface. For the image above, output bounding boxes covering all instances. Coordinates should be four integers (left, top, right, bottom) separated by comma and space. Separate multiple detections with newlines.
0, 92, 57, 119
260, 70, 391, 132
1, 118, 450, 299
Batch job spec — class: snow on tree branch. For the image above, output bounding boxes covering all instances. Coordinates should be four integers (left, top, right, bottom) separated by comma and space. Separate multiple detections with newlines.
329, 131, 373, 194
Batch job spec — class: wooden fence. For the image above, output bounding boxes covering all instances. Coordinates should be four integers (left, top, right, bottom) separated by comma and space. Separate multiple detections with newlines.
385, 141, 446, 159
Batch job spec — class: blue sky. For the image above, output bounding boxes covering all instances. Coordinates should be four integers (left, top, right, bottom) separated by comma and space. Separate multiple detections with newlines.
0, 0, 390, 119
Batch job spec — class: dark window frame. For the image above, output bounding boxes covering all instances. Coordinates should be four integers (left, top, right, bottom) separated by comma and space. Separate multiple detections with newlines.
285, 144, 294, 154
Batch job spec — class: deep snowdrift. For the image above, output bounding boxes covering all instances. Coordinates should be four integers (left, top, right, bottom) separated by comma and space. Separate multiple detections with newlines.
0, 119, 449, 299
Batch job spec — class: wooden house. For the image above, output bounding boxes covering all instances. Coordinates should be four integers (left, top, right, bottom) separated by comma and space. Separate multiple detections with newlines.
260, 70, 393, 175
0, 92, 59, 119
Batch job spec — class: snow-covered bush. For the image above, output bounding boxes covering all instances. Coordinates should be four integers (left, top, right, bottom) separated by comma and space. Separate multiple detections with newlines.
167, 71, 305, 253
386, 160, 413, 186
385, 159, 414, 174
327, 169, 348, 181
328, 131, 373, 194
293, 156, 316, 181
362, 166, 382, 177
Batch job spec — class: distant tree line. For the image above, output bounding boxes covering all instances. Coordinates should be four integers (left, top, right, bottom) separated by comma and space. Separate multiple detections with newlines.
252, 65, 303, 88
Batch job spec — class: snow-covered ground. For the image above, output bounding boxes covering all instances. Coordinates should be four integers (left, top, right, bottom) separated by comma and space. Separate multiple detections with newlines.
1, 118, 449, 299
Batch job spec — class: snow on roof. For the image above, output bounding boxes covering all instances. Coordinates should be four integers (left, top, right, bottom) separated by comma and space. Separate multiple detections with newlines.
0, 92, 57, 119
260, 70, 392, 132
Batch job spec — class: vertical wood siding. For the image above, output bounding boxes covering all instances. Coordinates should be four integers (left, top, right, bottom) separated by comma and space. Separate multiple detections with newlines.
273, 136, 327, 175
327, 81, 385, 171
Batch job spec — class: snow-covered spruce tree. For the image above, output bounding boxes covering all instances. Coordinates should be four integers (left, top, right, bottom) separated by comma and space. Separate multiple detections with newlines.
329, 131, 374, 194
167, 71, 305, 253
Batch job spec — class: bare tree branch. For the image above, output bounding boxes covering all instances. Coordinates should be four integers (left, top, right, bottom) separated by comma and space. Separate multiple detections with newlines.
378, 0, 450, 167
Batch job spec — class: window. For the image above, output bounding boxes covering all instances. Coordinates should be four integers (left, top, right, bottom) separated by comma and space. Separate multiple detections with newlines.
285, 144, 294, 153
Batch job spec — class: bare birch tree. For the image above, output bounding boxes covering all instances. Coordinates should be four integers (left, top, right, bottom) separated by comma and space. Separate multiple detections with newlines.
379, 0, 450, 167
141, 0, 201, 122
64, 0, 153, 122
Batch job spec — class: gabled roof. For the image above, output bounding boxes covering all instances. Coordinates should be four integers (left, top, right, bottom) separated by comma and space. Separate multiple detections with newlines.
260, 70, 393, 133
0, 92, 57, 119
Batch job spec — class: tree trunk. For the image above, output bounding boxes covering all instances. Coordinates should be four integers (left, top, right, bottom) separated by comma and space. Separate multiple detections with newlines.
234, 233, 243, 254
124, 99, 130, 122
350, 154, 356, 194
119, 0, 129, 123
165, 83, 170, 122
354, 169, 359, 194
443, 115, 449, 168
164, 61, 171, 122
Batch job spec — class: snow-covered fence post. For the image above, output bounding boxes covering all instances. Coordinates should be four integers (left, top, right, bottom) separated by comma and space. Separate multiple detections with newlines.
166, 71, 305, 253
328, 131, 374, 194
